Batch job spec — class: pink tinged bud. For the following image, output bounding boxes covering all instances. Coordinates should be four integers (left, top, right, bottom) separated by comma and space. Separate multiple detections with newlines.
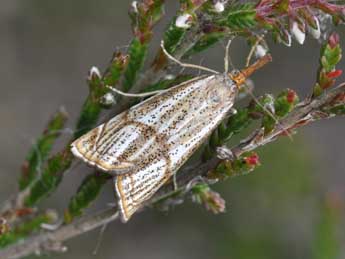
244, 153, 260, 166
205, 191, 226, 214
326, 69, 343, 79
291, 22, 305, 45
286, 89, 297, 103
328, 32, 339, 48
175, 13, 193, 29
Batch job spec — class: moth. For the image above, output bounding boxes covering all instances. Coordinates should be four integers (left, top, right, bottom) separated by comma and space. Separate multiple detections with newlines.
71, 41, 272, 222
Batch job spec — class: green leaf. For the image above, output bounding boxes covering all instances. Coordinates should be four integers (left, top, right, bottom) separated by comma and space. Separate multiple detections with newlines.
103, 53, 129, 87
216, 3, 257, 30
19, 109, 68, 190
122, 38, 148, 92
184, 31, 225, 57
0, 210, 57, 248
65, 173, 110, 222
24, 150, 74, 207
163, 19, 187, 54
223, 108, 252, 141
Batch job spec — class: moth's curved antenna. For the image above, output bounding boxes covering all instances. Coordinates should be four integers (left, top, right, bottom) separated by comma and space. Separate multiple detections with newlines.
160, 41, 220, 74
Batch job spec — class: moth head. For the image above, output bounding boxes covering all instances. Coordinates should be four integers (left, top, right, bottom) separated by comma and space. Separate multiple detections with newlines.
229, 54, 272, 89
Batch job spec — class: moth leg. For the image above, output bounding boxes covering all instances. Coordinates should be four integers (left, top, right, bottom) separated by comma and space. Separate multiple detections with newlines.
107, 85, 165, 98
160, 41, 219, 74
173, 172, 178, 191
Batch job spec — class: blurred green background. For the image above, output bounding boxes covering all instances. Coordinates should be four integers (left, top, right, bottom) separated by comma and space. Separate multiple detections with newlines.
0, 1, 344, 258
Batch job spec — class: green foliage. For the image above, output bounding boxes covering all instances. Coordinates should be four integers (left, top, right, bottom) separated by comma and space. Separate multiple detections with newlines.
122, 38, 149, 92
314, 33, 343, 97
210, 152, 260, 179
19, 109, 68, 190
103, 53, 129, 88
184, 31, 225, 57
163, 20, 187, 54
215, 3, 257, 30
221, 108, 252, 141
24, 150, 73, 207
64, 173, 110, 223
0, 211, 56, 248
261, 89, 299, 133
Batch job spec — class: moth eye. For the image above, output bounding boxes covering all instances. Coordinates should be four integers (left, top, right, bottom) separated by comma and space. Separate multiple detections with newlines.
231, 69, 240, 77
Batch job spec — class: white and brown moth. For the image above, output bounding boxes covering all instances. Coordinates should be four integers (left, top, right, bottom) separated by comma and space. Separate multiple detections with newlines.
71, 42, 272, 222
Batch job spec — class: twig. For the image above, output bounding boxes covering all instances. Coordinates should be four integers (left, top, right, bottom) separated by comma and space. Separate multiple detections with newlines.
0, 210, 119, 259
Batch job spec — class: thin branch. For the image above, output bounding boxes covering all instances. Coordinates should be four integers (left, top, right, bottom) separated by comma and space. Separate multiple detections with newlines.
0, 210, 119, 259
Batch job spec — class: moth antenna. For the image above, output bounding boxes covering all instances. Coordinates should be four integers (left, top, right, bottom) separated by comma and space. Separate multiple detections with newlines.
160, 41, 220, 74
106, 85, 165, 98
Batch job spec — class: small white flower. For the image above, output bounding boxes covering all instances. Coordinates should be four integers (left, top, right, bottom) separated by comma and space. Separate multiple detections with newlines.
214, 1, 225, 13
101, 92, 116, 106
164, 74, 175, 80
131, 1, 138, 13
88, 66, 101, 80
255, 45, 268, 58
308, 18, 321, 39
175, 13, 193, 29
291, 22, 305, 45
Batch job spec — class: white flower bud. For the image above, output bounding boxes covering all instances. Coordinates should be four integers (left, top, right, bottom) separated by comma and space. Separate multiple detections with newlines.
101, 92, 116, 106
88, 66, 101, 80
164, 74, 175, 80
131, 1, 138, 13
214, 1, 225, 13
291, 22, 305, 45
175, 13, 192, 29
